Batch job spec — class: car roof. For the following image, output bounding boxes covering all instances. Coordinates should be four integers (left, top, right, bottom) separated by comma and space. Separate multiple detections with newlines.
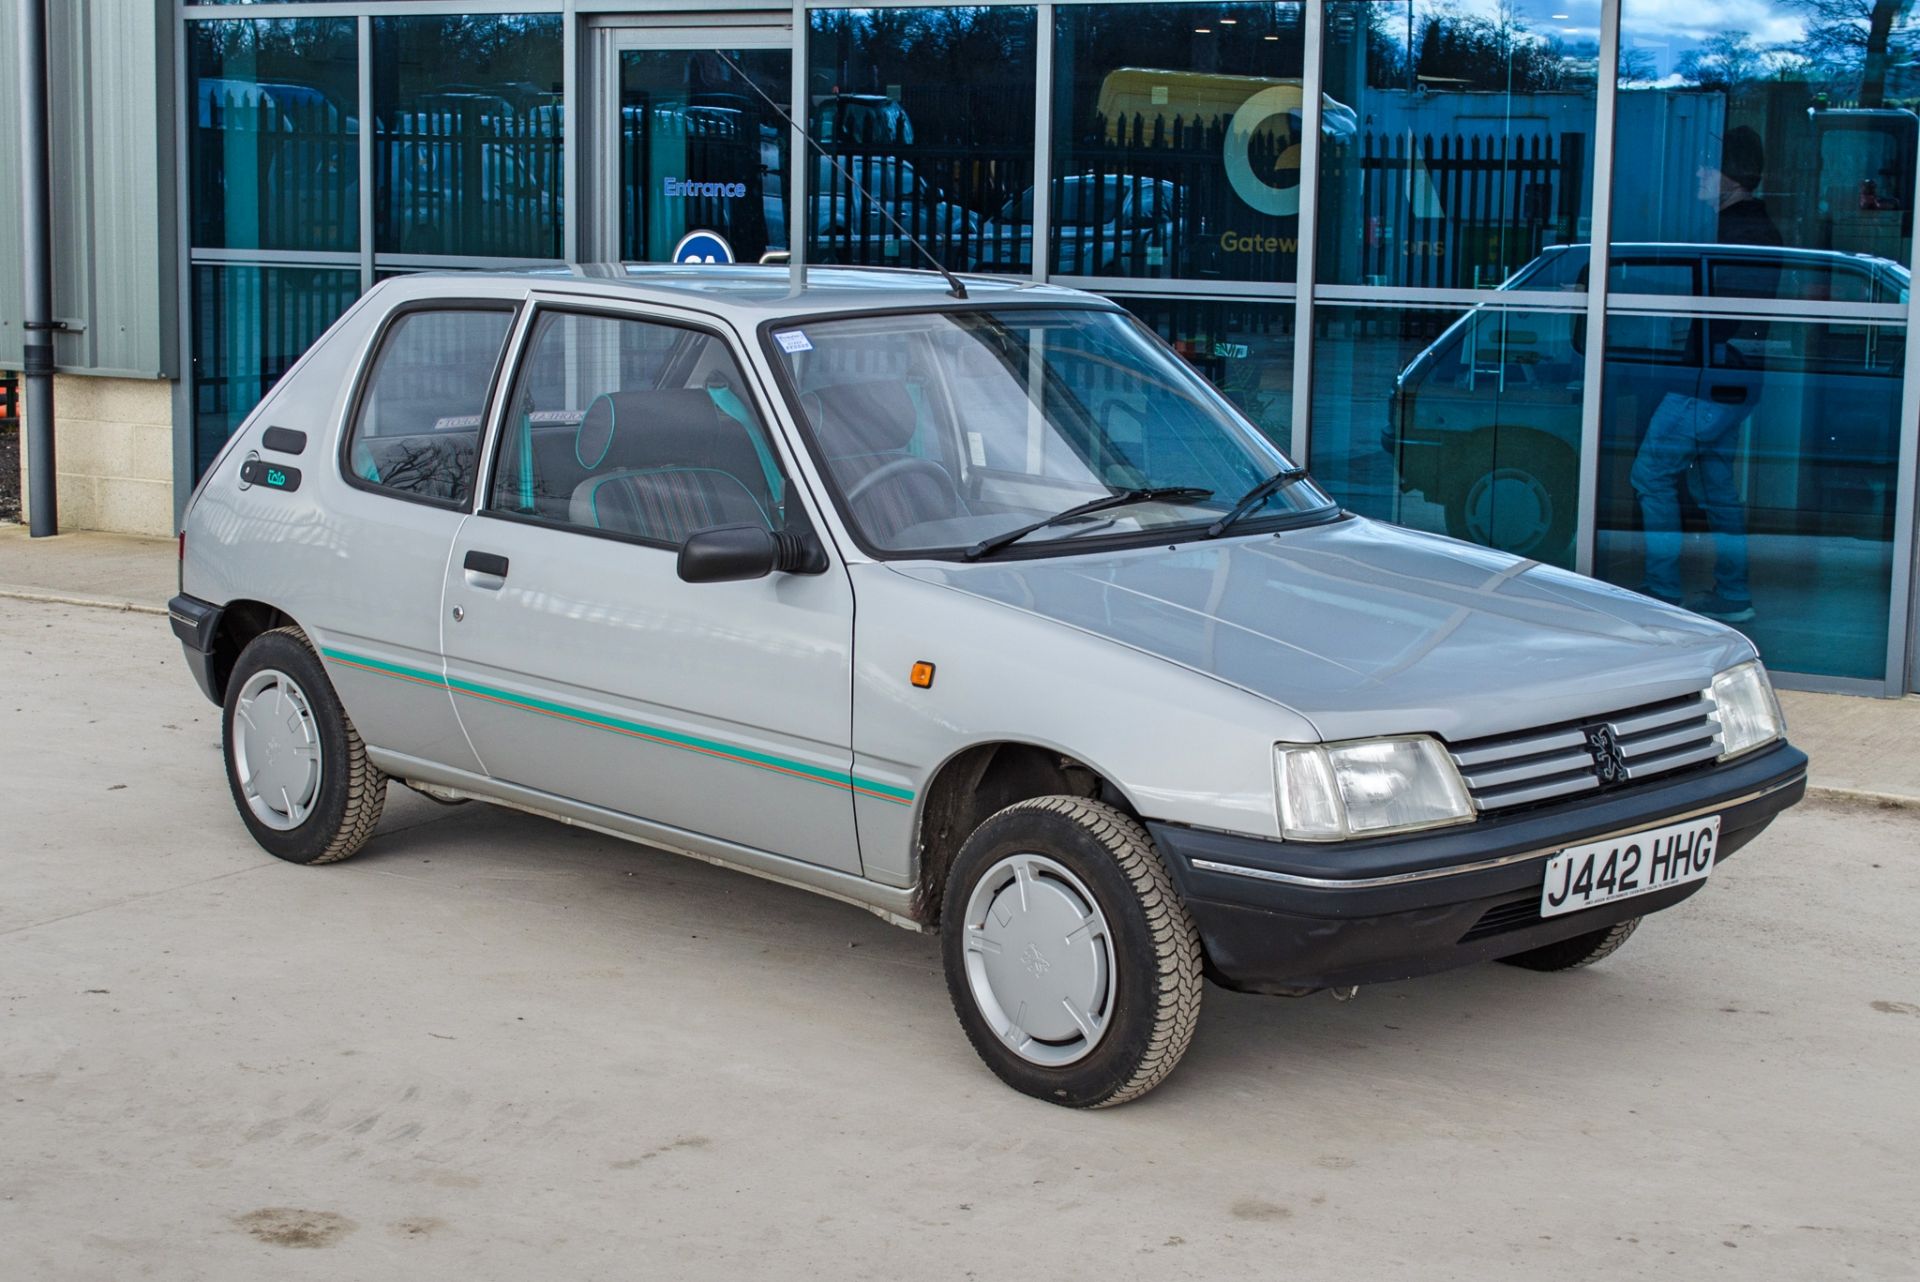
382, 262, 1098, 320
1538, 241, 1908, 272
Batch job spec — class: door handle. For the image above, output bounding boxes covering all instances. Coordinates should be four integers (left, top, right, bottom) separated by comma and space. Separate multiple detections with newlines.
1708, 384, 1748, 405
463, 549, 509, 586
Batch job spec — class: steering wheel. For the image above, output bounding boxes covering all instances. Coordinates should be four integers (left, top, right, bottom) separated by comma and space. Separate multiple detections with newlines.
844, 455, 956, 509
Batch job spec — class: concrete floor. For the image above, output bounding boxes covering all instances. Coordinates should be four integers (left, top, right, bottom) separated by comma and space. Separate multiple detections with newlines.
3, 598, 1917, 1279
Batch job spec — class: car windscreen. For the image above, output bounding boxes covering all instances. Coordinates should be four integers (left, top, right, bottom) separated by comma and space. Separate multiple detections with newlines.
768, 306, 1334, 557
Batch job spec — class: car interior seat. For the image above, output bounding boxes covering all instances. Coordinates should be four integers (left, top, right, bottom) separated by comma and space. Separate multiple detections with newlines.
805, 380, 964, 542
568, 388, 777, 543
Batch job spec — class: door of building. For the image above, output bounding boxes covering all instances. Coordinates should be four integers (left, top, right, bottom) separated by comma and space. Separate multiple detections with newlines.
598, 25, 793, 266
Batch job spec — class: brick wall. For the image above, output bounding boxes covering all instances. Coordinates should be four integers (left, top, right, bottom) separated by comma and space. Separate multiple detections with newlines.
19, 375, 176, 537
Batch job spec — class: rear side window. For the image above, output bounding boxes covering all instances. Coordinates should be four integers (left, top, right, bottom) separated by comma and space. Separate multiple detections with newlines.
345, 307, 514, 505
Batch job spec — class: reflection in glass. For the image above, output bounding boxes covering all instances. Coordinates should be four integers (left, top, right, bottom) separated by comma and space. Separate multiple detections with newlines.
809, 9, 1036, 272
774, 309, 1318, 555
371, 15, 563, 258
1317, 302, 1585, 568
1051, 4, 1308, 280
1595, 315, 1904, 680
188, 19, 358, 252
191, 265, 361, 476
1617, 0, 1917, 268
1320, 0, 1600, 289
621, 50, 790, 264
346, 310, 513, 505
1118, 297, 1296, 450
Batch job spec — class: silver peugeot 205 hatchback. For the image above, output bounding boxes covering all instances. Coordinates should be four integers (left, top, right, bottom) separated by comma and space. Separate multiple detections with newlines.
170, 264, 1806, 1107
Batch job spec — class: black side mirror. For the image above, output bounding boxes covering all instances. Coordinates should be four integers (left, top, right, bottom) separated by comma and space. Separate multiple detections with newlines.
677, 524, 828, 583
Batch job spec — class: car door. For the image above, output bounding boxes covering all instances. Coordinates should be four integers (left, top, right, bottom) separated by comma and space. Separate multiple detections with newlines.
438, 300, 864, 874
320, 300, 519, 773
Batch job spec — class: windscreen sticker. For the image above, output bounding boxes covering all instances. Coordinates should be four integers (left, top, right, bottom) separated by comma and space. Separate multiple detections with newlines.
774, 330, 814, 354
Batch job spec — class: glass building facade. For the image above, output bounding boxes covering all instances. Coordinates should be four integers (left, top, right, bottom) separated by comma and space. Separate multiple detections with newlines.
179, 0, 1920, 692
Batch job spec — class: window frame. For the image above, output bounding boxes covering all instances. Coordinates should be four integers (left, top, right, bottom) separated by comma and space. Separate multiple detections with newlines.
337, 297, 523, 513
474, 300, 803, 556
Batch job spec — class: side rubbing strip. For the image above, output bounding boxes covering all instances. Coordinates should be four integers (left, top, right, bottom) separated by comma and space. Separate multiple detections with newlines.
318, 647, 914, 804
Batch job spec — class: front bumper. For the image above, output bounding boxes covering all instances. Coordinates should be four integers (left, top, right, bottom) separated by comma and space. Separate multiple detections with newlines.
1148, 741, 1807, 995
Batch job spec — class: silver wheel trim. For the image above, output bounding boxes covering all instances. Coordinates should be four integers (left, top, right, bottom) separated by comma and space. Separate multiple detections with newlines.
961, 853, 1117, 1068
230, 668, 324, 832
1465, 466, 1555, 552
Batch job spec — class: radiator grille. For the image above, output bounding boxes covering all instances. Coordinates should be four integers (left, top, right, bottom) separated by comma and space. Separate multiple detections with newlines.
1447, 692, 1721, 814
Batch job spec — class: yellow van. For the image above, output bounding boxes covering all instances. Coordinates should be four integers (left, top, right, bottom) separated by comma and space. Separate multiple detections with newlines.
1093, 67, 1357, 144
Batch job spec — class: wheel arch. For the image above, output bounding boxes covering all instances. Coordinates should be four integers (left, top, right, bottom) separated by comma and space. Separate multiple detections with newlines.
910, 739, 1145, 928
205, 599, 299, 705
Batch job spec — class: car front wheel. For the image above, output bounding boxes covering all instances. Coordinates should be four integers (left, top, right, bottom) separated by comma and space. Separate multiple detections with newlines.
940, 796, 1203, 1108
222, 626, 386, 865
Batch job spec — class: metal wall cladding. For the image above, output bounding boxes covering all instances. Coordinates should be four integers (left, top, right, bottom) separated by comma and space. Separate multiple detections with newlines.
0, 0, 175, 379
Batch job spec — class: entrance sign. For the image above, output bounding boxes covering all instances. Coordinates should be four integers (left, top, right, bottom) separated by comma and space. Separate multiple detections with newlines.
672, 230, 735, 265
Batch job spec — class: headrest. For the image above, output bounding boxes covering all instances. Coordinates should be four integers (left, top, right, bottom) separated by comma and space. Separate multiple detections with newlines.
575, 389, 727, 471
806, 381, 918, 455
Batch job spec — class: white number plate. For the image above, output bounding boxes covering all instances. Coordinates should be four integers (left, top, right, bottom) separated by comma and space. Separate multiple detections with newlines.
1539, 815, 1721, 918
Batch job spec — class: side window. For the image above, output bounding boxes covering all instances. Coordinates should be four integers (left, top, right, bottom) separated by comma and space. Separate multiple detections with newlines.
1606, 312, 1698, 367
1607, 258, 1698, 297
488, 310, 790, 549
345, 308, 513, 504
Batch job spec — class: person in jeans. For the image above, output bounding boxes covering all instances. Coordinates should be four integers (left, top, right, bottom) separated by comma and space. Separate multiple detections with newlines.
1632, 125, 1777, 624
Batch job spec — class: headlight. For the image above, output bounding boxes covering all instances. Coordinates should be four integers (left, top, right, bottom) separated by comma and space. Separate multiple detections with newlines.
1712, 660, 1784, 760
1275, 736, 1475, 841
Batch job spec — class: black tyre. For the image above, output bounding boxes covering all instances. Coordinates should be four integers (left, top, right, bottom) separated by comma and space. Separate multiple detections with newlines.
940, 796, 1202, 1108
222, 626, 386, 865
1441, 436, 1577, 560
1498, 918, 1640, 972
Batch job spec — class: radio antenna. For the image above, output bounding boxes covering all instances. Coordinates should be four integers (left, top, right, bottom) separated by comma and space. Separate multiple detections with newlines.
709, 48, 968, 300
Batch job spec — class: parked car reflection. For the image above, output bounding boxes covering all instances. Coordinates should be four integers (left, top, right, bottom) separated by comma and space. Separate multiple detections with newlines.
971, 176, 1180, 274
1384, 242, 1909, 562
812, 155, 979, 264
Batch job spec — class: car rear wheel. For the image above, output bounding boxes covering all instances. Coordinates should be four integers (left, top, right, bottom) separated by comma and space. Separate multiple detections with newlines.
1498, 918, 1640, 972
222, 626, 386, 865
940, 796, 1202, 1108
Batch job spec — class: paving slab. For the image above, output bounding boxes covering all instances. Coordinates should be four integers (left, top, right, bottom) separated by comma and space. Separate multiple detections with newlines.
0, 524, 175, 613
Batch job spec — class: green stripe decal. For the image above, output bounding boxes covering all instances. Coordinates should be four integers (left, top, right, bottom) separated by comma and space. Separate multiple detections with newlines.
320, 646, 914, 804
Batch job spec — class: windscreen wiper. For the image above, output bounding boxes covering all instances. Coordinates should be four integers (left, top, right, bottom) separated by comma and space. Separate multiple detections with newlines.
1204, 467, 1313, 538
965, 487, 1214, 560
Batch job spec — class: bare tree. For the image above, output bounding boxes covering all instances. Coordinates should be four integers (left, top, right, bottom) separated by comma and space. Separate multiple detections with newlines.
1792, 0, 1914, 105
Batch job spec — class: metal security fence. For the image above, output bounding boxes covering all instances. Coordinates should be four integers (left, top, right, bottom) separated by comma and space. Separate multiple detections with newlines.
193, 93, 358, 253
189, 265, 363, 475
618, 102, 784, 262
376, 109, 563, 260
811, 136, 1034, 271
1328, 130, 1585, 289
804, 116, 1582, 287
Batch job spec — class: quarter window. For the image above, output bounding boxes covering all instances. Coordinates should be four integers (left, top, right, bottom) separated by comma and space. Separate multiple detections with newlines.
345, 308, 514, 504
488, 311, 791, 549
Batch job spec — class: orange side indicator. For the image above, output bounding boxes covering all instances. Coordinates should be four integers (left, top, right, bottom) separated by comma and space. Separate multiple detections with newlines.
910, 661, 936, 689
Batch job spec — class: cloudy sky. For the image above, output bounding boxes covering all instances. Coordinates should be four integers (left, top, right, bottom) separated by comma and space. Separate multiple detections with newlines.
1370, 0, 1816, 75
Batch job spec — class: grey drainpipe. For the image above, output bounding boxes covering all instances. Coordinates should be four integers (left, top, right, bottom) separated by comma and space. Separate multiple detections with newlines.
18, 0, 57, 536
